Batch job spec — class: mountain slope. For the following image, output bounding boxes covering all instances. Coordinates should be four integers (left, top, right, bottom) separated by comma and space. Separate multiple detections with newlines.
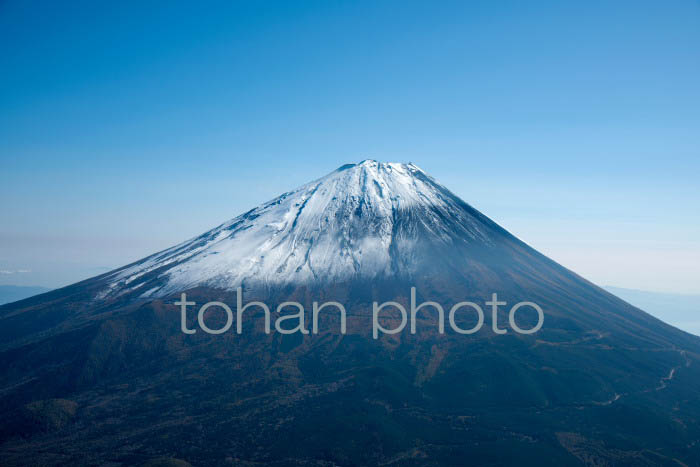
0, 285, 51, 305
605, 286, 700, 336
1, 161, 699, 466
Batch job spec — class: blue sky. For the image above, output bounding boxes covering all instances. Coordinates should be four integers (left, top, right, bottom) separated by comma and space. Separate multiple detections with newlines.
1, 0, 698, 292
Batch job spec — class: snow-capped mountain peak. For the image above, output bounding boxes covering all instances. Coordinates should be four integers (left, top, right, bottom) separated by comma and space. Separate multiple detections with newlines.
99, 161, 500, 298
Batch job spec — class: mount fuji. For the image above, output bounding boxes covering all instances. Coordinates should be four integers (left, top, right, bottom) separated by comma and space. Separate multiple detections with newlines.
98, 160, 508, 298
2, 161, 700, 466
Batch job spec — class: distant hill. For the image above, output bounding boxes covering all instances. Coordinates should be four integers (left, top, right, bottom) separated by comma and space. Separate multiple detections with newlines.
604, 286, 700, 336
0, 285, 51, 305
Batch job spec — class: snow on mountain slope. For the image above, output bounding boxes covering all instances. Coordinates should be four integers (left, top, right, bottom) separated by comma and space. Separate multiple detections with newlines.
98, 160, 502, 298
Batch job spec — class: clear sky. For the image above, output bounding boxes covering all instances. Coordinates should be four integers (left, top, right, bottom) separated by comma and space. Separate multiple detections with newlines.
1, 0, 698, 293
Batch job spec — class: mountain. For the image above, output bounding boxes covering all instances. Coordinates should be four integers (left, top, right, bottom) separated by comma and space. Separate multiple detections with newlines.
96, 160, 514, 298
1, 160, 700, 466
0, 285, 51, 305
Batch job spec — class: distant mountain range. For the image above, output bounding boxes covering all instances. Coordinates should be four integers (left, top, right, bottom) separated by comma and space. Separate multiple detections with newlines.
2, 161, 700, 465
